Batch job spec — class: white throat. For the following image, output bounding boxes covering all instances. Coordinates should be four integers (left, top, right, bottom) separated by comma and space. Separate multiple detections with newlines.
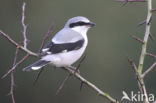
71, 26, 89, 46
71, 26, 89, 36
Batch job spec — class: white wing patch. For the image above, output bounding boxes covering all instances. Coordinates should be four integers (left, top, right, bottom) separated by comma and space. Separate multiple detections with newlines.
32, 66, 41, 70
42, 48, 49, 52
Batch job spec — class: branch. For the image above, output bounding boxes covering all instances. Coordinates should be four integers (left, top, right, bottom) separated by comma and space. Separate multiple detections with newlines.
56, 54, 86, 95
21, 2, 28, 48
131, 35, 144, 44
8, 48, 19, 103
116, 0, 146, 2
152, 8, 156, 12
146, 53, 156, 58
56, 73, 71, 95
63, 67, 119, 103
2, 54, 29, 79
127, 57, 149, 103
142, 62, 156, 78
33, 67, 45, 85
0, 30, 37, 57
149, 34, 155, 41
137, 20, 146, 26
138, 0, 152, 80
127, 57, 138, 72
136, 0, 152, 103
39, 22, 55, 53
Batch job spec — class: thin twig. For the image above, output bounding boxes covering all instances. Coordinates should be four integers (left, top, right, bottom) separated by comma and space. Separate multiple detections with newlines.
127, 57, 138, 72
137, 18, 152, 27
56, 54, 87, 95
137, 20, 146, 26
127, 57, 147, 101
8, 48, 19, 103
63, 67, 119, 103
56, 73, 71, 95
22, 2, 28, 48
116, 0, 146, 7
80, 81, 84, 91
0, 30, 19, 47
146, 53, 156, 58
142, 62, 156, 78
39, 22, 55, 53
9, 72, 15, 103
0, 30, 37, 56
116, 0, 146, 2
152, 8, 156, 12
33, 67, 45, 85
2, 54, 29, 79
74, 54, 86, 74
149, 34, 154, 41
131, 35, 144, 44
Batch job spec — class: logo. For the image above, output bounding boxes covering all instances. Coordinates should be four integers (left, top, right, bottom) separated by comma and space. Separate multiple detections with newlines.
121, 90, 155, 102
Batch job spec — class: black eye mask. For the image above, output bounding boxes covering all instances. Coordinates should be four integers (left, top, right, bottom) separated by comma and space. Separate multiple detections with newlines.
69, 21, 90, 28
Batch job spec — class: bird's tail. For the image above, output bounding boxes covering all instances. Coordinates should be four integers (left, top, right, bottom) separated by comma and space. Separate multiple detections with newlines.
23, 60, 50, 72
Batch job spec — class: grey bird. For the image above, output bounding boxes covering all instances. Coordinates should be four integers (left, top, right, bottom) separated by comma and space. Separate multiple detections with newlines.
23, 16, 95, 71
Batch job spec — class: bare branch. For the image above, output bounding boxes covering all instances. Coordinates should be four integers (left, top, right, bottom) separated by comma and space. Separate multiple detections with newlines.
33, 67, 45, 85
142, 62, 156, 78
8, 48, 19, 103
74, 54, 86, 74
9, 72, 15, 103
56, 73, 71, 95
137, 20, 146, 26
21, 2, 28, 48
146, 53, 156, 58
56, 54, 86, 95
127, 57, 148, 102
152, 8, 156, 12
0, 30, 19, 47
39, 22, 55, 53
116, 0, 146, 7
127, 57, 138, 72
131, 35, 144, 44
2, 54, 29, 79
136, 0, 153, 102
0, 30, 37, 56
80, 81, 84, 91
116, 0, 146, 2
138, 0, 152, 77
63, 67, 119, 103
149, 34, 155, 41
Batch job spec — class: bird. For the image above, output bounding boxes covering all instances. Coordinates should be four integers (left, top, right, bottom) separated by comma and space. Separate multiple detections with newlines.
23, 16, 95, 71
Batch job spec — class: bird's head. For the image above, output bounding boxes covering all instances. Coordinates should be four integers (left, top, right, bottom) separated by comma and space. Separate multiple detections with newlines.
64, 16, 95, 34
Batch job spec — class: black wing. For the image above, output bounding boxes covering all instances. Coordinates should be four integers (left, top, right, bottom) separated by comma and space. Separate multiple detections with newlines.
41, 39, 84, 55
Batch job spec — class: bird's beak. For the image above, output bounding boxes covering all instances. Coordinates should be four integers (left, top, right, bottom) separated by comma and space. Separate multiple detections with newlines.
88, 22, 96, 27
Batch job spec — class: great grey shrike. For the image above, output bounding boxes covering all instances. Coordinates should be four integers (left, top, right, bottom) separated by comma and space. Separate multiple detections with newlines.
23, 16, 95, 71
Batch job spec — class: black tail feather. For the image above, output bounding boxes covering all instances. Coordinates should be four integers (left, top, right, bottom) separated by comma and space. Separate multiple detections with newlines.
23, 60, 49, 72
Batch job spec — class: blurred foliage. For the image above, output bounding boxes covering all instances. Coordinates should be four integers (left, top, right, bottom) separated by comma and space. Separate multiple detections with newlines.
0, 0, 156, 103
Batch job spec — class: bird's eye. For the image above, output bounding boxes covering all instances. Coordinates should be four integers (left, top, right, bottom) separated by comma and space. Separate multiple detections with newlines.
78, 22, 86, 25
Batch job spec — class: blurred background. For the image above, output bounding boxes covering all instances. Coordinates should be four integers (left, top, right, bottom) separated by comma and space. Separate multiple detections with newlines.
0, 0, 156, 103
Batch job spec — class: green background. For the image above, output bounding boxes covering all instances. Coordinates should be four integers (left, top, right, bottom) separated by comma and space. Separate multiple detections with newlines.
0, 0, 156, 103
